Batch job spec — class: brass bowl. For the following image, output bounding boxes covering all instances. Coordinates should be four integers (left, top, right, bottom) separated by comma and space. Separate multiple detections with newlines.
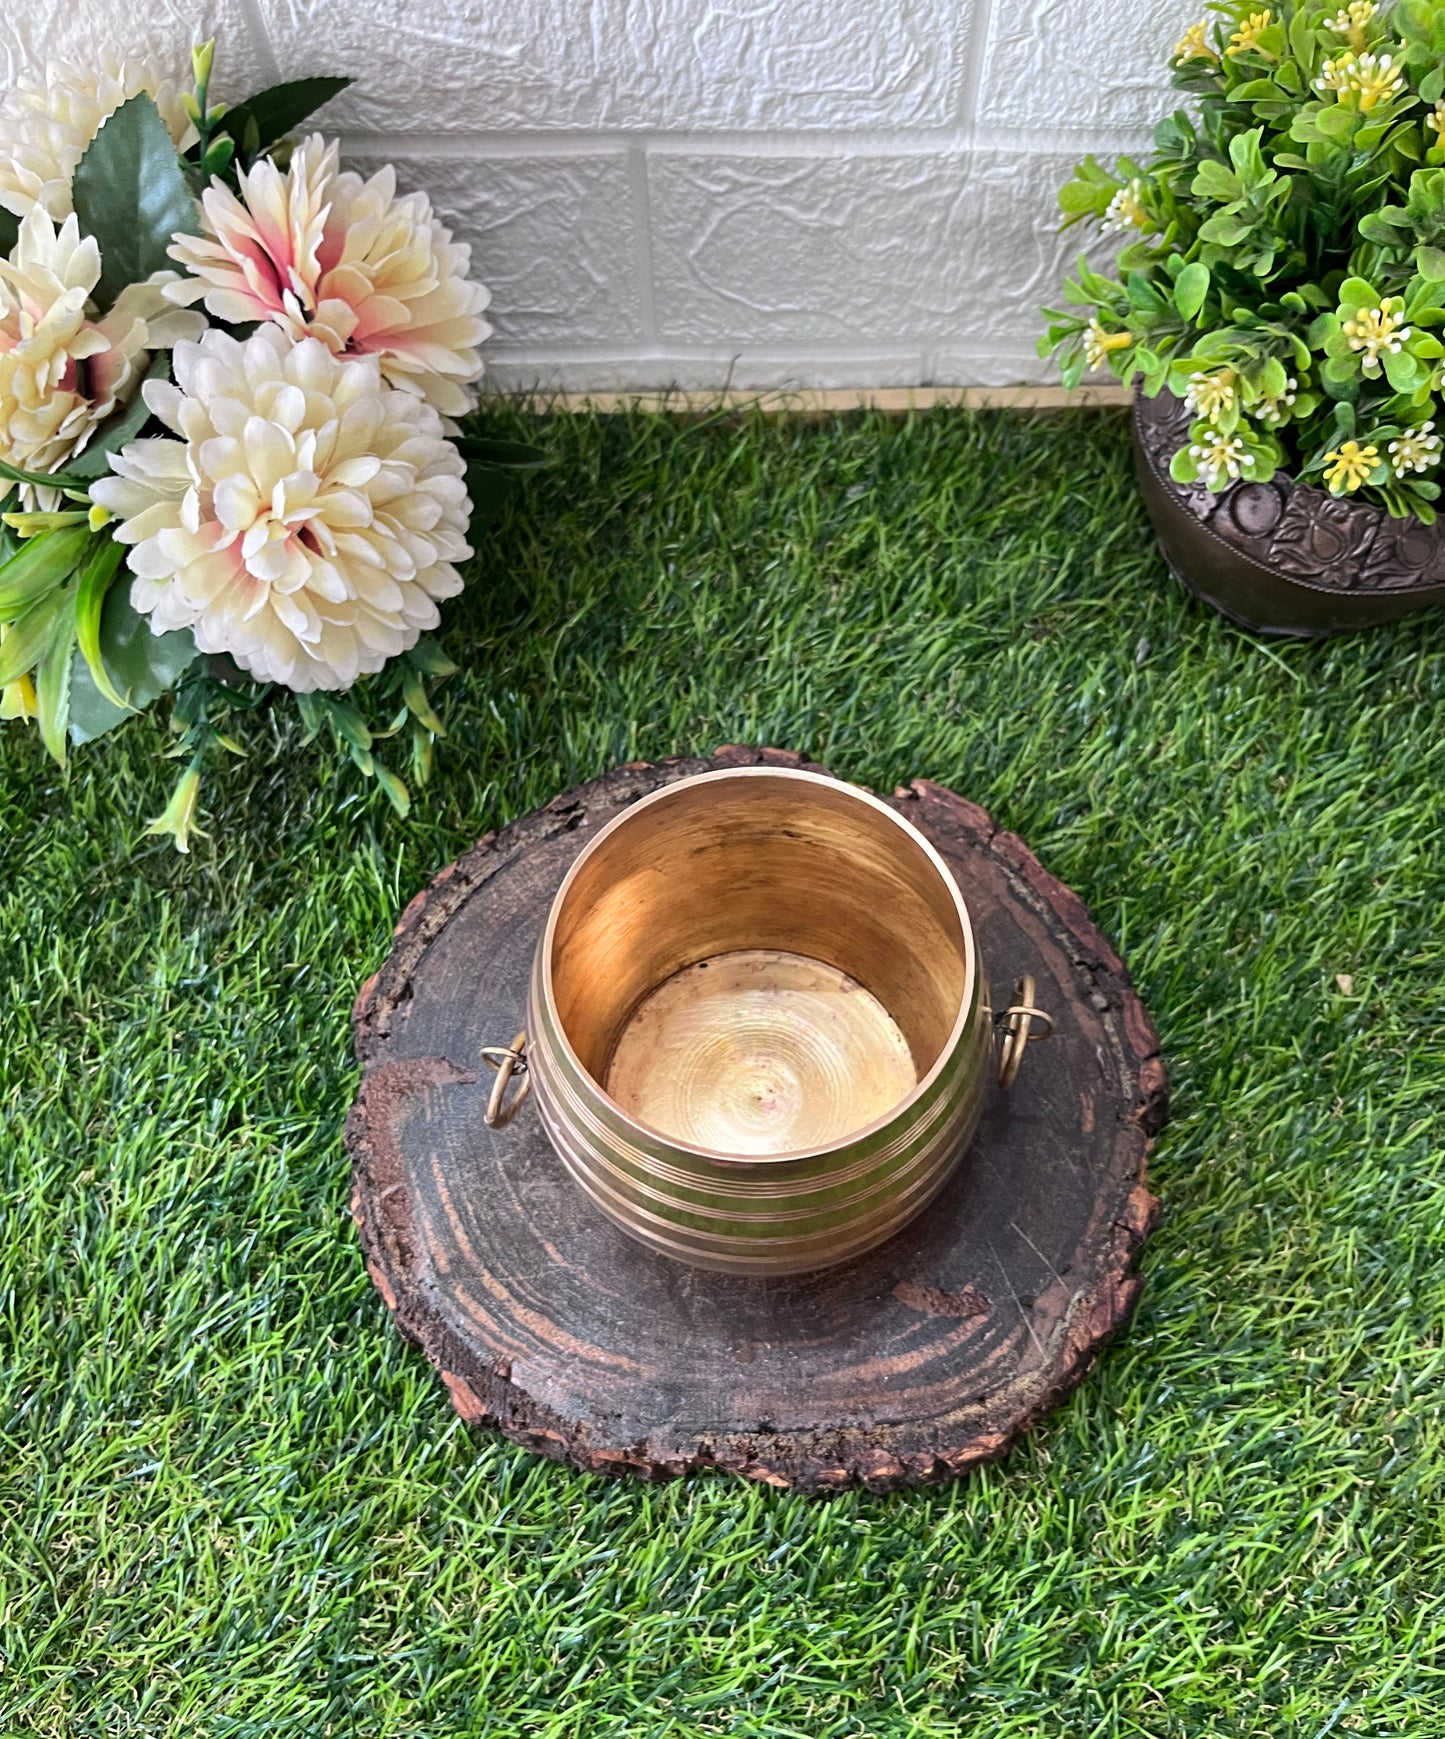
490, 768, 1048, 1276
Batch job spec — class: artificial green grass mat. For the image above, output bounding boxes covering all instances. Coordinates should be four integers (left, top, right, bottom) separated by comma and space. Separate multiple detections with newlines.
3, 403, 1444, 1738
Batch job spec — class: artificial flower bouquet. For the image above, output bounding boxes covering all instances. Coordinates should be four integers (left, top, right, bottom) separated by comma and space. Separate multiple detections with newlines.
0, 44, 540, 847
1040, 0, 1445, 521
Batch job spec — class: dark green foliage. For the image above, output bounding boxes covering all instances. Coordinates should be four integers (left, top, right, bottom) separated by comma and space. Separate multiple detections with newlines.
68, 583, 199, 745
71, 94, 200, 314
2, 406, 1443, 1736
1041, 0, 1445, 516
209, 77, 353, 173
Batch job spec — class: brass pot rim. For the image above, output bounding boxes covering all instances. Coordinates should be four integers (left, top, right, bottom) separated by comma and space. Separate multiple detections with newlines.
536, 766, 980, 1168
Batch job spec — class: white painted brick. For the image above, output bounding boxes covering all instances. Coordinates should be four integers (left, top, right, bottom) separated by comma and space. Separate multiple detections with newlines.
259, 0, 966, 133
974, 0, 1186, 133
0, 2, 1179, 391
348, 153, 644, 348
0, 2, 273, 101
481, 349, 930, 393
648, 150, 1096, 349
930, 348, 1058, 387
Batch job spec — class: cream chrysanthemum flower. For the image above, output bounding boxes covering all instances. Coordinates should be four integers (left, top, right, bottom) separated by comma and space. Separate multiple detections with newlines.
0, 207, 202, 494
166, 134, 492, 417
90, 326, 472, 692
0, 55, 194, 222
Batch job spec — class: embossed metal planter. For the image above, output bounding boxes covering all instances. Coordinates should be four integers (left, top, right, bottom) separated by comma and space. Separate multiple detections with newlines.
1133, 388, 1445, 637
485, 767, 1051, 1276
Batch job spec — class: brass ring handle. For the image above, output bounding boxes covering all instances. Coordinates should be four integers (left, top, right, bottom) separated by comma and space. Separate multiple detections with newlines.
482, 1031, 531, 1128
996, 976, 1054, 1090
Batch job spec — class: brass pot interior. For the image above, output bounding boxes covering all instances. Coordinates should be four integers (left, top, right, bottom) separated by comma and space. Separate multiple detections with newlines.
545, 771, 972, 1155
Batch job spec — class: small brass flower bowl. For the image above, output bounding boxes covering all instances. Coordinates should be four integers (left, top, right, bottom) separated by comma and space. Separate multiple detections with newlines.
488, 768, 1050, 1276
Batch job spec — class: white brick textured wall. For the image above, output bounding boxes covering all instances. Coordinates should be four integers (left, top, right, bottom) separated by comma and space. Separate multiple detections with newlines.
4, 0, 1195, 392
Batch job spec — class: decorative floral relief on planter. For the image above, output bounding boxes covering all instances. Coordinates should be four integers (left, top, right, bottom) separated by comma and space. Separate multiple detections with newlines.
1135, 391, 1445, 595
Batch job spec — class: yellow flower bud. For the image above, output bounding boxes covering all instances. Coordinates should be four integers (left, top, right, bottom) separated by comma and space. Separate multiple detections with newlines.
0, 624, 38, 723
147, 764, 207, 854
191, 39, 216, 89
2, 509, 87, 536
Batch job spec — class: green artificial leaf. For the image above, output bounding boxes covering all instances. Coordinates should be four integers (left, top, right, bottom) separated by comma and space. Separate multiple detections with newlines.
73, 536, 128, 709
1059, 181, 1106, 217
1417, 244, 1445, 282
71, 94, 200, 314
67, 583, 199, 744
1384, 348, 1427, 393
1168, 445, 1194, 486
1311, 103, 1358, 143
0, 585, 71, 687
0, 524, 92, 621
410, 719, 435, 786
294, 690, 325, 744
1338, 277, 1380, 313
0, 455, 89, 495
1307, 310, 1338, 348
1288, 4, 1313, 66
464, 464, 522, 538
35, 588, 78, 767
1199, 212, 1255, 246
1358, 206, 1411, 245
1174, 262, 1211, 320
1228, 129, 1269, 187
65, 355, 170, 481
373, 762, 410, 817
1192, 159, 1241, 203
451, 436, 550, 469
201, 135, 235, 179
405, 634, 458, 678
215, 78, 352, 156
328, 699, 372, 755
401, 669, 446, 737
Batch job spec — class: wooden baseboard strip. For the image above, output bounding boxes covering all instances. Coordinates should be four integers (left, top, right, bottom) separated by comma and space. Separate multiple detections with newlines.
486, 383, 1132, 415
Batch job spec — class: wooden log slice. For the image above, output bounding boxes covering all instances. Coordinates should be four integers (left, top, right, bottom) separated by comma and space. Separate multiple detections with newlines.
348, 748, 1167, 1493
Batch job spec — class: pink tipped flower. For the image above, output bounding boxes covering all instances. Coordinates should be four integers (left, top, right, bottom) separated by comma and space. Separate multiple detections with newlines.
167, 135, 492, 417
91, 325, 472, 693
0, 207, 204, 495
0, 55, 195, 222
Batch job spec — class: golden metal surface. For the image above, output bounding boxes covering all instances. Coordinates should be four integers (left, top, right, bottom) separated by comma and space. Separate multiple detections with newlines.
521, 775, 1008, 1279
481, 1033, 531, 1129
546, 771, 967, 1090
996, 976, 1055, 1090
605, 949, 918, 1155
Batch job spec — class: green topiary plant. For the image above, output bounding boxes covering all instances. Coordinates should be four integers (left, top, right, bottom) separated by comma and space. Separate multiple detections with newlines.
1040, 0, 1445, 521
